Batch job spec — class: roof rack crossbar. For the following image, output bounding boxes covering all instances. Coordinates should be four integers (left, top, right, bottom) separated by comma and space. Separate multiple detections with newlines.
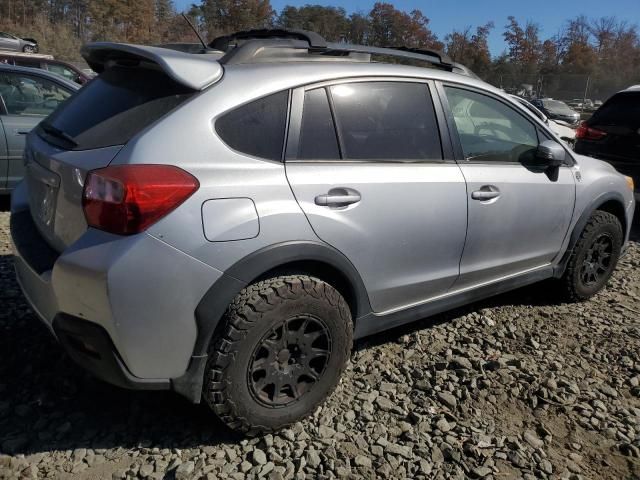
210, 29, 327, 51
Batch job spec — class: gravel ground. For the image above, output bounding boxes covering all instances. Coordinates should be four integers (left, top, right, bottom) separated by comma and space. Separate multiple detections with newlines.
0, 204, 639, 480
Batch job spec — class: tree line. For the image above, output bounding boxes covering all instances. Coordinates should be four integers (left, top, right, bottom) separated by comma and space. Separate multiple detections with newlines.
1, 1, 638, 98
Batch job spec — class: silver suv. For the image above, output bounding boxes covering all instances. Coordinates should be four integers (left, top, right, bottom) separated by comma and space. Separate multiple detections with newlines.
10, 30, 635, 433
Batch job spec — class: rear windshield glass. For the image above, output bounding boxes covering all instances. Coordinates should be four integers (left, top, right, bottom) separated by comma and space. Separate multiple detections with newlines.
39, 67, 194, 150
591, 92, 640, 128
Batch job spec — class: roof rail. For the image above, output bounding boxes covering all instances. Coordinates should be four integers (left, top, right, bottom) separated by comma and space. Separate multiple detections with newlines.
324, 43, 453, 67
156, 42, 223, 55
210, 28, 476, 77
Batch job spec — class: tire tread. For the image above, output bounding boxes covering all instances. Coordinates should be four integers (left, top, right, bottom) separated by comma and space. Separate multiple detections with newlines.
562, 210, 622, 302
203, 275, 352, 434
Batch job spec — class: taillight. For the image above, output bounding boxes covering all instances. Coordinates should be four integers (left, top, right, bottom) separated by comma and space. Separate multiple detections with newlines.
82, 165, 199, 235
575, 121, 607, 141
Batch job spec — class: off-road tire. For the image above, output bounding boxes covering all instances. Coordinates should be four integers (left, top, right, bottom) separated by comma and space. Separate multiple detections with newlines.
203, 275, 353, 434
561, 210, 623, 301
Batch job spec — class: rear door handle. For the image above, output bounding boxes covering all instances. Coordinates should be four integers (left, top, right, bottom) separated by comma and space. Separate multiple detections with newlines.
315, 188, 361, 207
15, 129, 31, 135
471, 186, 500, 201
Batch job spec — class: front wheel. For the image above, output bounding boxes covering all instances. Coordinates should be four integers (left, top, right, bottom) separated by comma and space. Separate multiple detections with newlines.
22, 45, 36, 53
560, 210, 623, 301
203, 275, 353, 434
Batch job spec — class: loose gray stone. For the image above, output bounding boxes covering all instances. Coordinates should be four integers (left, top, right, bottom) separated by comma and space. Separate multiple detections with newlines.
252, 449, 267, 466
437, 392, 457, 410
354, 455, 372, 468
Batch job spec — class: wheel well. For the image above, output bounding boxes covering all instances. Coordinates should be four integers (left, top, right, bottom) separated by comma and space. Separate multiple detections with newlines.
252, 260, 359, 320
597, 200, 627, 234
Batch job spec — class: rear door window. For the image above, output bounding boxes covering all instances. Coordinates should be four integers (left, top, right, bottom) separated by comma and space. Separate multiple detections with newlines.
40, 67, 194, 150
216, 91, 289, 161
328, 82, 443, 161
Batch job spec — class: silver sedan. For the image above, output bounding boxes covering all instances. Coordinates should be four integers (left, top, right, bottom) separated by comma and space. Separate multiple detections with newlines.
0, 32, 38, 53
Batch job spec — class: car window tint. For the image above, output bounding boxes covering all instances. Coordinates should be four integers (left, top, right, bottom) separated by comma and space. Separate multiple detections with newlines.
591, 92, 640, 129
329, 82, 442, 160
298, 88, 339, 159
43, 67, 193, 150
47, 63, 78, 82
13, 59, 40, 68
216, 91, 288, 161
0, 73, 71, 116
445, 87, 538, 163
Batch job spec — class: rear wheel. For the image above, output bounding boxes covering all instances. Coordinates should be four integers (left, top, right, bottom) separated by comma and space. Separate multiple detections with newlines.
22, 45, 35, 53
203, 275, 353, 434
561, 210, 623, 301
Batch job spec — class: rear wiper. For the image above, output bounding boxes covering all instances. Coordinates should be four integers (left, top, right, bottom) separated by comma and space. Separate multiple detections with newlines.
39, 122, 78, 148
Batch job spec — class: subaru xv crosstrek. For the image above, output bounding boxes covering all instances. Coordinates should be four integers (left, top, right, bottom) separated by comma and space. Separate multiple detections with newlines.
10, 30, 635, 433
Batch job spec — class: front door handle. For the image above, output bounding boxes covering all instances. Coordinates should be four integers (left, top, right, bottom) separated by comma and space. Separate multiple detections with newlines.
471, 186, 501, 201
315, 188, 361, 207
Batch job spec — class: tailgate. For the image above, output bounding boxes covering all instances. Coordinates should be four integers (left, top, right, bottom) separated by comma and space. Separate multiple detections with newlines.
25, 135, 122, 252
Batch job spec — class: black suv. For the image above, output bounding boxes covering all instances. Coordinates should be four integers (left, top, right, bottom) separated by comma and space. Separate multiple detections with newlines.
575, 86, 640, 192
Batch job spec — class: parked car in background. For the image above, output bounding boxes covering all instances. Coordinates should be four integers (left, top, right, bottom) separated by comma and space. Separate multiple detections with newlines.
532, 98, 581, 126
569, 98, 594, 111
0, 64, 78, 193
0, 53, 91, 85
569, 99, 583, 109
510, 95, 576, 147
0, 32, 38, 53
575, 86, 640, 196
9, 30, 635, 433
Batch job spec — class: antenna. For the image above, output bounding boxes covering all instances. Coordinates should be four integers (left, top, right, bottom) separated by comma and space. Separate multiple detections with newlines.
182, 13, 207, 50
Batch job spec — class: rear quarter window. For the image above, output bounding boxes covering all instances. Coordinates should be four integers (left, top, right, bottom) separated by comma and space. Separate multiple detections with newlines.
40, 67, 194, 150
215, 91, 289, 161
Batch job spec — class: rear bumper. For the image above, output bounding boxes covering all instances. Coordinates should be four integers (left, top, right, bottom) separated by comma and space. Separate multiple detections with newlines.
10, 181, 223, 400
53, 313, 169, 391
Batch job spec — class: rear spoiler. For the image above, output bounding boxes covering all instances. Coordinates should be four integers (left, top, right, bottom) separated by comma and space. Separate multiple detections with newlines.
81, 42, 223, 90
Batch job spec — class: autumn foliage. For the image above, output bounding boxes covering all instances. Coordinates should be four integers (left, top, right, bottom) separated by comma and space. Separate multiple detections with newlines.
0, 1, 638, 97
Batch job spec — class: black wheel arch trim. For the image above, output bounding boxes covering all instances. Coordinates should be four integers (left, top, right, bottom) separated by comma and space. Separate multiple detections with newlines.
172, 240, 372, 402
197, 240, 372, 355
553, 190, 627, 277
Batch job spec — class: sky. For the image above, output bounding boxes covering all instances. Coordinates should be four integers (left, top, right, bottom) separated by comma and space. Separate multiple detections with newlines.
174, 0, 640, 56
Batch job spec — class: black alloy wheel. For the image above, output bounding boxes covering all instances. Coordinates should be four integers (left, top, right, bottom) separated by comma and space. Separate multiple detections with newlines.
579, 233, 613, 286
248, 315, 331, 408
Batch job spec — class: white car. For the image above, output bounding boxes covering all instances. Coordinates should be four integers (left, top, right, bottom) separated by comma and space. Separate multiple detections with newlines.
510, 96, 576, 147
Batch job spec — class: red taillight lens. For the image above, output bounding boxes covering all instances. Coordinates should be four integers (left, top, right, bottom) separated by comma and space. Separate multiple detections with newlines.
82, 165, 199, 235
575, 121, 607, 141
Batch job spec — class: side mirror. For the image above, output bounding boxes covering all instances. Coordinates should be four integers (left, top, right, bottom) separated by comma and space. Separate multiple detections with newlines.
536, 140, 565, 167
